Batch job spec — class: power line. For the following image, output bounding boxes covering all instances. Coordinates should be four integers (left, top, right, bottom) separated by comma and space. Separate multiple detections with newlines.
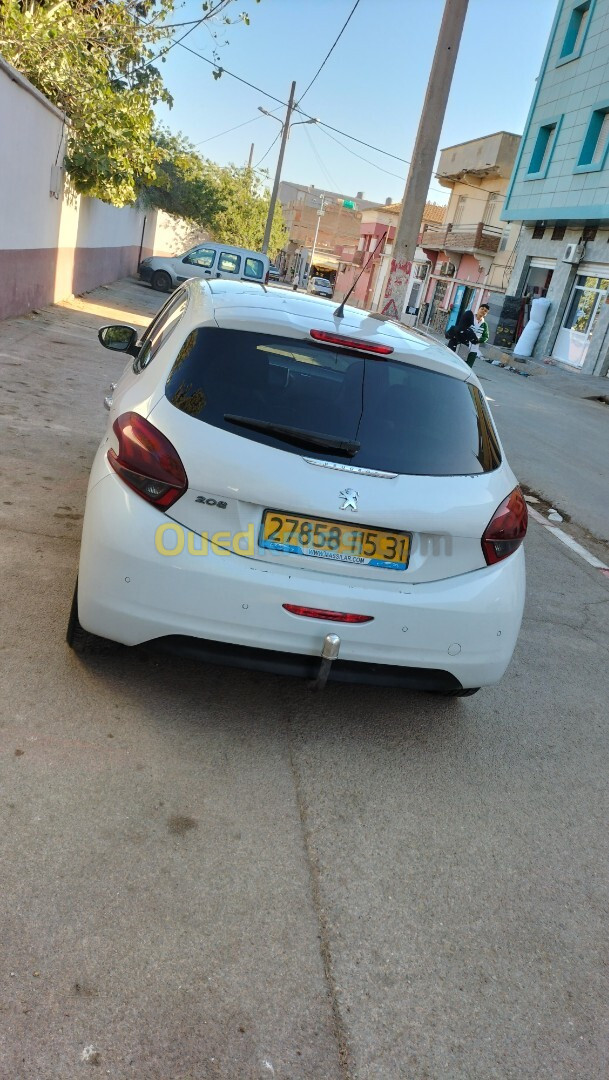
194, 113, 262, 146
303, 125, 340, 191
168, 36, 504, 200
176, 40, 288, 106
315, 125, 498, 205
255, 130, 281, 169
143, 17, 206, 68
316, 123, 406, 182
298, 0, 361, 106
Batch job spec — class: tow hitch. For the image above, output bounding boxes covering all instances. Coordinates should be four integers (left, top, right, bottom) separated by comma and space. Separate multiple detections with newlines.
311, 633, 341, 690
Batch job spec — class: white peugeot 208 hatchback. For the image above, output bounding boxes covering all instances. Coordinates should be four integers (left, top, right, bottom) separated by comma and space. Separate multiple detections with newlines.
69, 279, 527, 695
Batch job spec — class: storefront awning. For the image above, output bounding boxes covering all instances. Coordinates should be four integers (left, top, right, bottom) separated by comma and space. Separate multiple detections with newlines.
311, 253, 342, 270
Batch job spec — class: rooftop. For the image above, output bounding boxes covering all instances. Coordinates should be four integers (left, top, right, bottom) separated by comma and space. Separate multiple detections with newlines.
365, 201, 446, 224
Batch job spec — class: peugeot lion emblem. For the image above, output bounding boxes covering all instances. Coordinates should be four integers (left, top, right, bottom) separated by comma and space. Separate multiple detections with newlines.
339, 488, 359, 512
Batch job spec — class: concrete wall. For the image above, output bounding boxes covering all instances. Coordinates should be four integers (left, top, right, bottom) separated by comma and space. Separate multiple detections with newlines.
0, 58, 201, 321
146, 213, 209, 258
437, 132, 521, 181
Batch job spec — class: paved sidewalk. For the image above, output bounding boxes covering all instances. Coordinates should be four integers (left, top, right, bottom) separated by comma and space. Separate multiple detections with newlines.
422, 326, 608, 401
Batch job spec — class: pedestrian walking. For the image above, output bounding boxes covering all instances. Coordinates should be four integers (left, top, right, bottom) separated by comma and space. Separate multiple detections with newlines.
446, 303, 490, 367
292, 270, 300, 292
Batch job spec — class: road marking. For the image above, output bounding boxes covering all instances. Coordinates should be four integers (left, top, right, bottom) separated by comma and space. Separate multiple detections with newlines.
528, 506, 608, 570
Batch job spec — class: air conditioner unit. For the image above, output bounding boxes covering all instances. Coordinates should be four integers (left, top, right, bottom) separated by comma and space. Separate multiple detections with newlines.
562, 241, 585, 264
439, 261, 456, 276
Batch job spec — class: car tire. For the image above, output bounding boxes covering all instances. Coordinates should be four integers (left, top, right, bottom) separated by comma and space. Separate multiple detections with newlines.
151, 270, 172, 293
66, 580, 119, 657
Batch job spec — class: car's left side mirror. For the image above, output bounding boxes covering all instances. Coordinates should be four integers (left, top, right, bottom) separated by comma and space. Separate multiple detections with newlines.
98, 325, 139, 356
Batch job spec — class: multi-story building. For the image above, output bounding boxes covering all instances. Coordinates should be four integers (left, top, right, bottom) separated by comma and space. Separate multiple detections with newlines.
418, 132, 521, 339
277, 182, 379, 281
501, 0, 609, 375
333, 200, 445, 313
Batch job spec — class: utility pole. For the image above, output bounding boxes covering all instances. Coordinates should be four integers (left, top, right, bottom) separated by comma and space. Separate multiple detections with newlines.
308, 192, 330, 281
261, 80, 296, 255
247, 143, 254, 170
381, 0, 469, 320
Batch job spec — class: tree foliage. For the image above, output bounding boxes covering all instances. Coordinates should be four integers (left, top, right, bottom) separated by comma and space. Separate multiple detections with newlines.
144, 130, 286, 257
0, 0, 256, 205
207, 163, 286, 257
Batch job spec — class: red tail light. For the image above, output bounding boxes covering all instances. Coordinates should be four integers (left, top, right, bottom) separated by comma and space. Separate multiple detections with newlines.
108, 412, 187, 509
310, 329, 393, 355
283, 604, 373, 623
482, 487, 528, 565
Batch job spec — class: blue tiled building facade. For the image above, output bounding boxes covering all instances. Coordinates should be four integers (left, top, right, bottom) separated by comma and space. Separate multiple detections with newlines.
502, 0, 609, 375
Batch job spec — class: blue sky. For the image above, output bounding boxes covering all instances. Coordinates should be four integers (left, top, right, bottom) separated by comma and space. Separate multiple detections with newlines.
155, 0, 558, 206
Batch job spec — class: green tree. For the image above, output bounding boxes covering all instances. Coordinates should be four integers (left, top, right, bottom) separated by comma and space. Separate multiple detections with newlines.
0, 0, 256, 205
143, 128, 222, 223
142, 135, 286, 257
206, 164, 287, 257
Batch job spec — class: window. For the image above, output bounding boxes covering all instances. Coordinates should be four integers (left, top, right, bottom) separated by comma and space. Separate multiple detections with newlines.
552, 224, 566, 241
562, 274, 609, 335
576, 105, 609, 171
165, 328, 501, 476
182, 246, 215, 268
244, 257, 264, 279
136, 291, 188, 372
452, 195, 466, 225
218, 252, 241, 274
482, 193, 500, 226
558, 0, 592, 64
532, 222, 546, 239
527, 120, 561, 178
523, 266, 554, 298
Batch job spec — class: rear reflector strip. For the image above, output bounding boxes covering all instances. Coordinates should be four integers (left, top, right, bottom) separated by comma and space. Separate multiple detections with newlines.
283, 604, 373, 623
310, 329, 393, 355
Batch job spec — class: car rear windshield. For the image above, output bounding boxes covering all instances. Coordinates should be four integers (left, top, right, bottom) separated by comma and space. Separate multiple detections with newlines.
165, 328, 501, 475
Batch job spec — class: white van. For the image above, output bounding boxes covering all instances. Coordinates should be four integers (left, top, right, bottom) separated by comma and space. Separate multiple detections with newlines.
138, 242, 270, 292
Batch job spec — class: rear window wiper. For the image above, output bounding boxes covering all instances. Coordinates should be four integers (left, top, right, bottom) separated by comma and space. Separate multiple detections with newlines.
224, 414, 360, 457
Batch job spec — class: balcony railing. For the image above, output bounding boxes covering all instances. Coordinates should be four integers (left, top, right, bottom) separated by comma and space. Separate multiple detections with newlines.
420, 221, 503, 255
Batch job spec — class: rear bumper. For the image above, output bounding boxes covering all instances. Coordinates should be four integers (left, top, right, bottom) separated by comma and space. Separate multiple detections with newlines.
151, 636, 461, 690
78, 472, 525, 689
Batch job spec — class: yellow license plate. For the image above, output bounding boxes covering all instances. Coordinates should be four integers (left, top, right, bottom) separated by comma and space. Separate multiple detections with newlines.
260, 511, 410, 570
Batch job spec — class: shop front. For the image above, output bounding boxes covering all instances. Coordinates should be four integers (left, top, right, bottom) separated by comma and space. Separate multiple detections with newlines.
552, 264, 609, 368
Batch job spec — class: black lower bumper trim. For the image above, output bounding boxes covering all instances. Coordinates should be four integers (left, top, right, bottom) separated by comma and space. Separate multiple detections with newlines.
138, 266, 153, 283
148, 635, 461, 691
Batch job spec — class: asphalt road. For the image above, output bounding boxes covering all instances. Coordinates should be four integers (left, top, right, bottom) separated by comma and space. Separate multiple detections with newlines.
476, 363, 609, 543
1, 280, 608, 1079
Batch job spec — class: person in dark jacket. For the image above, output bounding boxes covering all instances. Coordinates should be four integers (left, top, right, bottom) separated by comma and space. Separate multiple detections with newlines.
446, 303, 489, 357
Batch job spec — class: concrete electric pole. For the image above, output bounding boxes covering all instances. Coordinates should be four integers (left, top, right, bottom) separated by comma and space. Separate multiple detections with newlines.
259, 85, 319, 256
261, 81, 296, 255
381, 0, 469, 320
308, 192, 330, 281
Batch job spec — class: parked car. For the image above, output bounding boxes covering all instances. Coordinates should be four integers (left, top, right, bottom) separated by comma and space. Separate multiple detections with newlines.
268, 264, 281, 281
68, 279, 527, 694
138, 242, 270, 292
308, 275, 334, 298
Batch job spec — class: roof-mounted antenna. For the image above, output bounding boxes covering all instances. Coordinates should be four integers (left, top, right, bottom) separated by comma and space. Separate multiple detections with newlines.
334, 230, 389, 320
